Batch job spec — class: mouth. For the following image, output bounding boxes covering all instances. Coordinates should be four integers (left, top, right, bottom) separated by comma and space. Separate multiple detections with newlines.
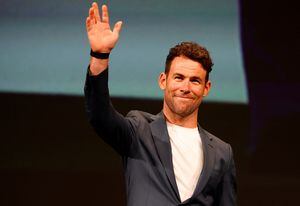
174, 95, 194, 100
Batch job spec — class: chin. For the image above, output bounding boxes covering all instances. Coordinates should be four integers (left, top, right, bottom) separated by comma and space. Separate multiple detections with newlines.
174, 107, 195, 117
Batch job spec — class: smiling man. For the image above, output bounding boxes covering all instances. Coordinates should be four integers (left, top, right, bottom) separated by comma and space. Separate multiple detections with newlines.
84, 2, 237, 206
159, 46, 212, 128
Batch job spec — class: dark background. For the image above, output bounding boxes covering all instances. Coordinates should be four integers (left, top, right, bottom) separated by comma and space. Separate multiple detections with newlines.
1, 0, 299, 205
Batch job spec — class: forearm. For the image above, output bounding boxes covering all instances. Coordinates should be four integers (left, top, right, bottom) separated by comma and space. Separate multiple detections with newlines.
89, 56, 109, 76
84, 68, 135, 155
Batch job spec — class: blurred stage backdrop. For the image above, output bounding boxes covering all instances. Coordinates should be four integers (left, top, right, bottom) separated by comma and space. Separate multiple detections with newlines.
0, 0, 299, 205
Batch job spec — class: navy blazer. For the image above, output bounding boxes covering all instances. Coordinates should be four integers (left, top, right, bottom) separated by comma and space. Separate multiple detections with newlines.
84, 68, 237, 206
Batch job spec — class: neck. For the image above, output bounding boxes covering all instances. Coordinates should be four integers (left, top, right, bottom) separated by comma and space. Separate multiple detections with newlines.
163, 104, 198, 128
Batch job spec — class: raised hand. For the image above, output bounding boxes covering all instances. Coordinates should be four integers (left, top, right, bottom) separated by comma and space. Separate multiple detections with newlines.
86, 2, 122, 53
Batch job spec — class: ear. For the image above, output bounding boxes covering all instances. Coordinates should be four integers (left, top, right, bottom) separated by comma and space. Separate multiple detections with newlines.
203, 80, 211, 97
158, 72, 167, 90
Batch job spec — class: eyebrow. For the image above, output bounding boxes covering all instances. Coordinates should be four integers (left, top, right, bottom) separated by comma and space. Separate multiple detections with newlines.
173, 73, 184, 77
173, 73, 203, 82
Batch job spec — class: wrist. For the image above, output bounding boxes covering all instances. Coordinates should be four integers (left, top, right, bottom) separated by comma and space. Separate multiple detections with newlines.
89, 57, 108, 76
90, 49, 110, 59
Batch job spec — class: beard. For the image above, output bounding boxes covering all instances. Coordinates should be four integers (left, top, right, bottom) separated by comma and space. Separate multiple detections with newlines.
165, 95, 201, 118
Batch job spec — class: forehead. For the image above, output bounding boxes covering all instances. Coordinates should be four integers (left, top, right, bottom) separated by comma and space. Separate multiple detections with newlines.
169, 56, 206, 78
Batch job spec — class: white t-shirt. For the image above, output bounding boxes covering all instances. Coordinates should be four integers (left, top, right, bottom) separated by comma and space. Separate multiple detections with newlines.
167, 122, 204, 202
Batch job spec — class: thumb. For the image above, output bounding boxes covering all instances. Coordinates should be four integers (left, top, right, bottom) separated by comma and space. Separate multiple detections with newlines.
113, 21, 123, 35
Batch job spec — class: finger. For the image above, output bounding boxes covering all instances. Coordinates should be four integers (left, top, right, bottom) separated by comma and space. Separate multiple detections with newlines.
89, 7, 97, 24
89, 7, 94, 19
86, 17, 91, 31
92, 2, 101, 22
102, 4, 110, 23
113, 21, 123, 34
86, 17, 90, 27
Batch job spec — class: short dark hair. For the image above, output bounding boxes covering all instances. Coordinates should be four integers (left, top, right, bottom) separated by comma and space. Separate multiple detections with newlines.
165, 41, 213, 81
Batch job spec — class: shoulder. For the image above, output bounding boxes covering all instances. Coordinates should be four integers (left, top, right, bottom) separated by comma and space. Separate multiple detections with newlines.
126, 110, 158, 124
202, 128, 228, 147
200, 127, 233, 160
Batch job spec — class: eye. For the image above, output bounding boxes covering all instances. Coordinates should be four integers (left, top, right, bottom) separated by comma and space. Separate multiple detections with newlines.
174, 75, 183, 80
191, 79, 201, 84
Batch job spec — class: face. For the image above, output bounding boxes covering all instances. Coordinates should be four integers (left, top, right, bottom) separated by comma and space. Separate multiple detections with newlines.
159, 56, 211, 118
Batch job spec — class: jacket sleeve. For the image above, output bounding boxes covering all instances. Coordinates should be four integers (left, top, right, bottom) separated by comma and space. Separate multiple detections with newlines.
84, 67, 137, 156
215, 144, 237, 206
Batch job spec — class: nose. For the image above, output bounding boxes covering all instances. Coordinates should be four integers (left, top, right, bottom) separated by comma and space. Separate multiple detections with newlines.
180, 81, 191, 94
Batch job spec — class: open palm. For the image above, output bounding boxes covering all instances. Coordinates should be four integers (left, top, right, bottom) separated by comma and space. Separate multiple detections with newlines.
86, 3, 122, 53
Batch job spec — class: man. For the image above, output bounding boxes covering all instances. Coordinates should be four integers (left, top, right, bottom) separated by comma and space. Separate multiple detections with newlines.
84, 2, 237, 206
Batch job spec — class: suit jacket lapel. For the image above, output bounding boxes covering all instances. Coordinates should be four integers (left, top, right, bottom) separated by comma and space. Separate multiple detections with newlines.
150, 113, 181, 201
192, 126, 215, 197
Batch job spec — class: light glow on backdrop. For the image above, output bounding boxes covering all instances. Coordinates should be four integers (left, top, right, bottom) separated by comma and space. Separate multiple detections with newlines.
0, 0, 247, 103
